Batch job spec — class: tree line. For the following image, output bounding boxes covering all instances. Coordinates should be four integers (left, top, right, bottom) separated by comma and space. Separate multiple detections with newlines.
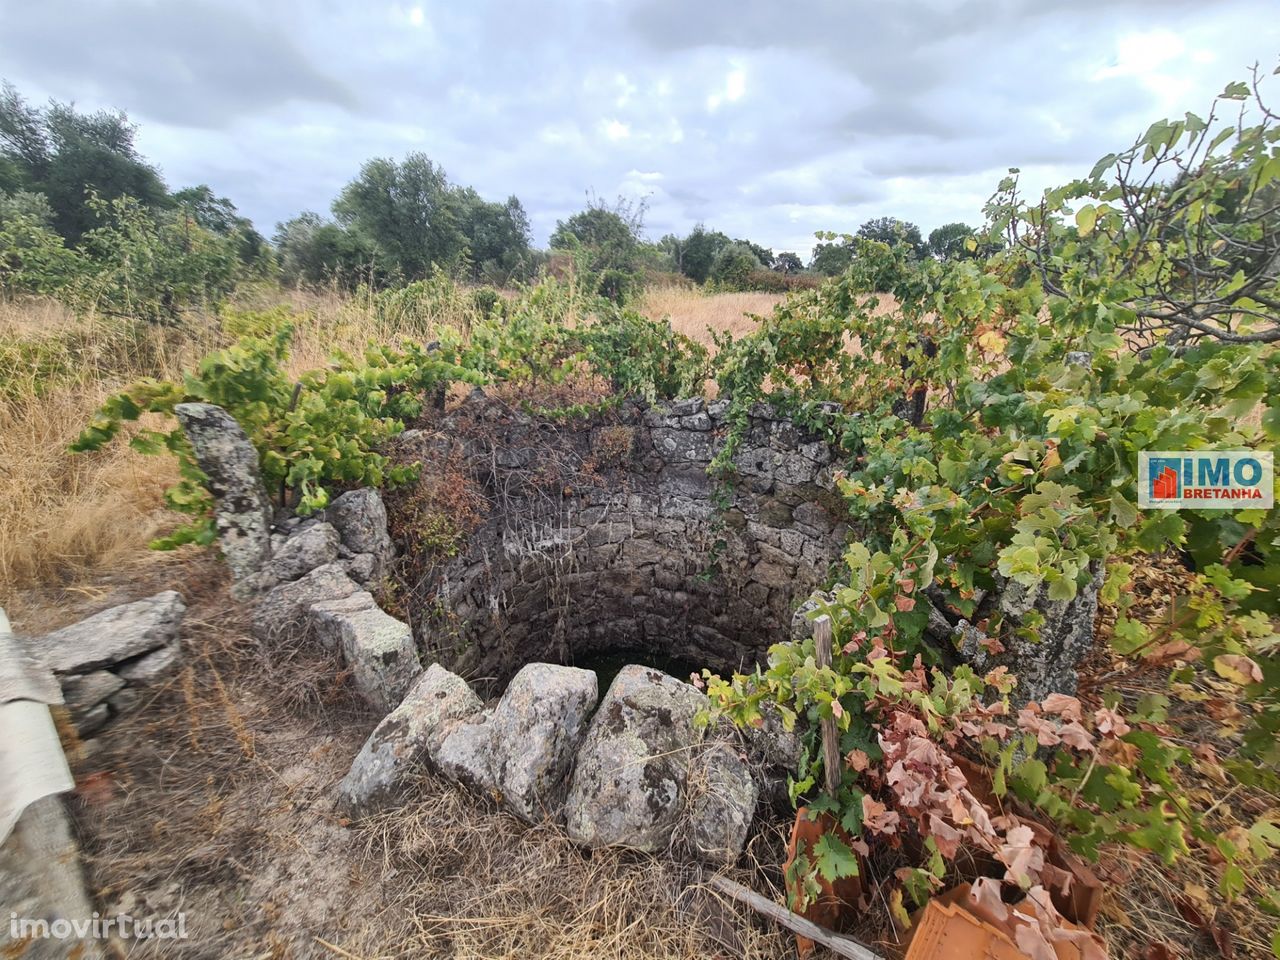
0, 80, 981, 314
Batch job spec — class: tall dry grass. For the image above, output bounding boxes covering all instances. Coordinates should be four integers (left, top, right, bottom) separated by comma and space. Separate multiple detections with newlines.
639, 285, 782, 347
0, 290, 404, 607
0, 299, 200, 606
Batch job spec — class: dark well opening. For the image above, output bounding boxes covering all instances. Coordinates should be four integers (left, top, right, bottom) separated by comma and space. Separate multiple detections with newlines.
565, 649, 705, 695
385, 395, 854, 694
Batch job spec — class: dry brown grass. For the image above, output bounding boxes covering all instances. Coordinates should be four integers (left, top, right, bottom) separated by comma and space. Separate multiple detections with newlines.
639, 285, 782, 348
0, 298, 198, 609
0, 388, 184, 614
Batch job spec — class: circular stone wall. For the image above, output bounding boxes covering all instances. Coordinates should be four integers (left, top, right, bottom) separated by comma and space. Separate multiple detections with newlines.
390, 395, 854, 686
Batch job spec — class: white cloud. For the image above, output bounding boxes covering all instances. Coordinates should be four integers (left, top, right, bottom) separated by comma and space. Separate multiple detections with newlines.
706, 62, 747, 111
601, 119, 632, 141
724, 66, 746, 102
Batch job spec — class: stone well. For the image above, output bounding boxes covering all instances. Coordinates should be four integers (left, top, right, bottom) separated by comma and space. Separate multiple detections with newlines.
391, 395, 856, 685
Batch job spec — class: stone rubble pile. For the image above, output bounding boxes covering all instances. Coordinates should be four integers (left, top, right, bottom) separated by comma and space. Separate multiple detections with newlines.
29, 591, 186, 738
243, 484, 422, 711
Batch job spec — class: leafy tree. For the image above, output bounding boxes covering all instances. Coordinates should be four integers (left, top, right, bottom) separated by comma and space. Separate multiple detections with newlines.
550, 196, 647, 301
328, 152, 534, 286
274, 212, 381, 289
708, 241, 762, 290
734, 238, 774, 270
927, 221, 977, 260
0, 153, 22, 195
773, 251, 804, 274
172, 185, 271, 274
0, 193, 80, 295
454, 189, 532, 284
171, 185, 241, 235
0, 187, 242, 316
0, 82, 167, 242
333, 153, 464, 280
856, 216, 925, 258
75, 194, 238, 323
550, 204, 638, 265
809, 235, 856, 275
665, 226, 775, 283
670, 224, 730, 283
0, 189, 56, 228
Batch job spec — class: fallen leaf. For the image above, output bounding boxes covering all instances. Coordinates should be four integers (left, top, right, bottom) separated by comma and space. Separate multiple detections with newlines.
1094, 706, 1131, 737
1041, 693, 1083, 721
980, 634, 1006, 654
861, 795, 901, 836
998, 824, 1047, 886
1144, 640, 1200, 665
1213, 654, 1263, 685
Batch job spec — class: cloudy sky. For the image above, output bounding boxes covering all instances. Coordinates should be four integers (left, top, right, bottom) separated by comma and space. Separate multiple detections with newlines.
2, 0, 1277, 257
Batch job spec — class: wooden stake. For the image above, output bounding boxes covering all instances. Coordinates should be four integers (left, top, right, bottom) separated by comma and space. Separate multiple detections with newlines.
813, 614, 841, 799
708, 875, 885, 960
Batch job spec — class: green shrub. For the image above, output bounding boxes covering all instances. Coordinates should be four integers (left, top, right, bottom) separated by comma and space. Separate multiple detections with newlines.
707, 241, 761, 291
72, 309, 484, 545
0, 209, 82, 296
470, 285, 506, 320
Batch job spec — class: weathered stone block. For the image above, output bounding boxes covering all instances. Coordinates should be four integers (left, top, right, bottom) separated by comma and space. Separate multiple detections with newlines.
173, 403, 272, 591
486, 663, 597, 821
310, 593, 421, 712
61, 670, 124, 716
116, 644, 182, 684
564, 665, 707, 852
252, 563, 361, 643
267, 522, 341, 583
324, 489, 394, 575
34, 592, 185, 675
336, 664, 482, 814
686, 741, 758, 864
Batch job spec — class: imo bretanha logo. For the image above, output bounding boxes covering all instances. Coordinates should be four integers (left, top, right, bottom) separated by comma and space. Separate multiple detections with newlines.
1139, 451, 1274, 509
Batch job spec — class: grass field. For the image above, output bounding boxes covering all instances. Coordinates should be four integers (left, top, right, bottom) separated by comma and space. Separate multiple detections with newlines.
640, 286, 780, 346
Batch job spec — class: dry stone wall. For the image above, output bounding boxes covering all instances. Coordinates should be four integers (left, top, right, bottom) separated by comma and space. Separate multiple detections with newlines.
411, 395, 855, 684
